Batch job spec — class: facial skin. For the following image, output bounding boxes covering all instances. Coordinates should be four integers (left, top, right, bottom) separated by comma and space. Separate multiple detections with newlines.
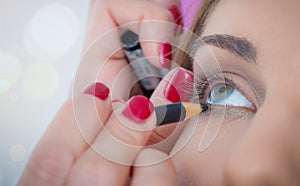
169, 0, 300, 185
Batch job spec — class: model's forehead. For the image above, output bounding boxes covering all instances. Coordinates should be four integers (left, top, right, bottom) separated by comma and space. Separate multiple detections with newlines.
202, 0, 300, 37
201, 0, 300, 71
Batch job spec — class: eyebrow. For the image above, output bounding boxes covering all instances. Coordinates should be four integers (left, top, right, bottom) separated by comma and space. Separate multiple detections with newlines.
199, 34, 257, 63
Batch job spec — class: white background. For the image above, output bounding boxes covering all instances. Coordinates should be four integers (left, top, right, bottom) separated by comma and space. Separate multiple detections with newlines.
0, 0, 89, 185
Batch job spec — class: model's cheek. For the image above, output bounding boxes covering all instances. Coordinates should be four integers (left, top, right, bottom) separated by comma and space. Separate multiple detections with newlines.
223, 99, 300, 185
171, 110, 252, 185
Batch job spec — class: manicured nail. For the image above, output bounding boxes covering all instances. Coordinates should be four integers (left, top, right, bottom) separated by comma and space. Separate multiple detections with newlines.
83, 82, 109, 100
160, 42, 172, 69
169, 5, 182, 26
164, 68, 194, 102
122, 95, 154, 124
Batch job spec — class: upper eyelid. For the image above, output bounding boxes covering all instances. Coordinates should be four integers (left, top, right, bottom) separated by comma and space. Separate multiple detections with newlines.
191, 41, 264, 107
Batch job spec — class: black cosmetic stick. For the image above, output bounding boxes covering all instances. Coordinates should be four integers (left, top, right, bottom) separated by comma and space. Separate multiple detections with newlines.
120, 30, 162, 98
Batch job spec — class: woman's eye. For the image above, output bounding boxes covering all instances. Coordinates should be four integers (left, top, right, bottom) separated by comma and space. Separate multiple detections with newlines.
206, 83, 252, 108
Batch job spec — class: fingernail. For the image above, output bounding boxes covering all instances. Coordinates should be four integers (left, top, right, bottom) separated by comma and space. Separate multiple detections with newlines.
164, 68, 194, 102
159, 42, 172, 69
83, 82, 109, 100
122, 95, 154, 124
169, 5, 182, 26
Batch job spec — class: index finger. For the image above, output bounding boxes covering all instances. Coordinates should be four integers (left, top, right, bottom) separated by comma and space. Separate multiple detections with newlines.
18, 83, 112, 186
66, 96, 157, 185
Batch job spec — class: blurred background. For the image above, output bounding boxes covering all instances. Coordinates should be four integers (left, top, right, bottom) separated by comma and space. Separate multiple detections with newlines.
0, 0, 198, 185
0, 0, 89, 184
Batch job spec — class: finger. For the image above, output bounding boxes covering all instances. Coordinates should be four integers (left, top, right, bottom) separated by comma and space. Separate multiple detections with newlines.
151, 0, 182, 26
78, 0, 176, 96
149, 0, 183, 69
131, 148, 178, 186
85, 0, 175, 69
151, 66, 195, 103
66, 96, 156, 185
18, 83, 112, 186
148, 67, 194, 152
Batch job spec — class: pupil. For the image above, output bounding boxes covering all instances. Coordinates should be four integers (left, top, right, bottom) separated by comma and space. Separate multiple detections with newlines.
219, 86, 226, 93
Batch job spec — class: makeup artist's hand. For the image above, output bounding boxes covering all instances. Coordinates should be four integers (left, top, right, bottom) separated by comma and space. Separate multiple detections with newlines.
18, 65, 194, 185
18, 0, 186, 184
18, 81, 178, 185
75, 0, 182, 99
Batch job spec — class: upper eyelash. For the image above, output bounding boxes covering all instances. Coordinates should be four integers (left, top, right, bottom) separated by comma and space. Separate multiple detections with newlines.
192, 73, 233, 102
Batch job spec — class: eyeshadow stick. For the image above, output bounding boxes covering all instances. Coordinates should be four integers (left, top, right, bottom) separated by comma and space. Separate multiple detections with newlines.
121, 30, 162, 98
155, 102, 209, 126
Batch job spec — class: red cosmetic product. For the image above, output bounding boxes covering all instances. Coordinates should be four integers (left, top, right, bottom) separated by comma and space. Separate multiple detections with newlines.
122, 95, 154, 124
83, 82, 110, 100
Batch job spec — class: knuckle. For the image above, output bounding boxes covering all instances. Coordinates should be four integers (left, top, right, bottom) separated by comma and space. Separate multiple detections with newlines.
27, 151, 72, 184
69, 155, 122, 185
145, 5, 174, 22
109, 124, 146, 146
57, 96, 94, 120
69, 161, 102, 184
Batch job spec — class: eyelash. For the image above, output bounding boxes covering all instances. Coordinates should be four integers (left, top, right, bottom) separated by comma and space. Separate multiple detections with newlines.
192, 73, 254, 109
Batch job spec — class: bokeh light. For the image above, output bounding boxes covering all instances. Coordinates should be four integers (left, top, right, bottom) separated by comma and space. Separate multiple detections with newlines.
0, 79, 10, 92
22, 62, 59, 100
24, 3, 80, 60
9, 145, 26, 162
0, 52, 22, 93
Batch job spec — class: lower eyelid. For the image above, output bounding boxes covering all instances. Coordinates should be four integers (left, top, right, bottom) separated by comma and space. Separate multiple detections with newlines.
211, 104, 256, 113
197, 105, 253, 122
221, 107, 253, 122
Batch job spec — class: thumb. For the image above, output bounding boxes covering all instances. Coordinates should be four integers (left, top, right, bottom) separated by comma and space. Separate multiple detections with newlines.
131, 148, 178, 186
148, 67, 194, 152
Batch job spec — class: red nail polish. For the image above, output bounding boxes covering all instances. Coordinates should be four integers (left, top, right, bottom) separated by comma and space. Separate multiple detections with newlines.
122, 95, 154, 124
160, 42, 172, 69
164, 68, 194, 102
169, 5, 182, 26
83, 82, 109, 100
